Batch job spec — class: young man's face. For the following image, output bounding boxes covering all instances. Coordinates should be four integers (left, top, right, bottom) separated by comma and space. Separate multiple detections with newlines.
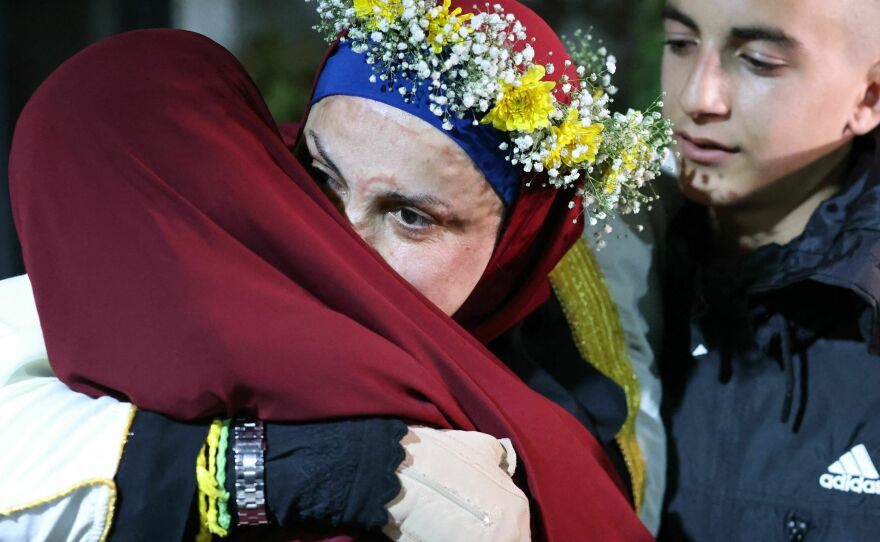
661, 0, 876, 207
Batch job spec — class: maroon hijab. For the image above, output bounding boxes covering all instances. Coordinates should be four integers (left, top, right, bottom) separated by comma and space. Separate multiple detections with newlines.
10, 14, 650, 542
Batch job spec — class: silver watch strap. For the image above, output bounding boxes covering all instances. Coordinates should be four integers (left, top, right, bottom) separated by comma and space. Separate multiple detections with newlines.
233, 418, 270, 526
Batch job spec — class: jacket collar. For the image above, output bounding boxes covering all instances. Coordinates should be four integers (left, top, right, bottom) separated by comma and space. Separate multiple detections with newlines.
671, 131, 880, 352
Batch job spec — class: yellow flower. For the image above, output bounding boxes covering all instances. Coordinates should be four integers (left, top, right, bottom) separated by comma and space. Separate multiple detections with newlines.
604, 141, 643, 194
353, 0, 402, 28
621, 142, 643, 172
604, 175, 620, 195
426, 0, 473, 53
482, 65, 556, 132
543, 109, 604, 169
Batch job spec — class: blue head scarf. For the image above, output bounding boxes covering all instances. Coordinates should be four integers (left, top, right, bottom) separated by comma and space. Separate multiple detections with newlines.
310, 42, 521, 206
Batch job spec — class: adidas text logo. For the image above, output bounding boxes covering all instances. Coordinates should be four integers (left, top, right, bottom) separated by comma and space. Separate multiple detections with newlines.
819, 444, 880, 495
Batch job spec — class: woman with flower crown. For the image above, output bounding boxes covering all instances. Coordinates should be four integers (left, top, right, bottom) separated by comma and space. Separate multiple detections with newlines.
1, 0, 670, 540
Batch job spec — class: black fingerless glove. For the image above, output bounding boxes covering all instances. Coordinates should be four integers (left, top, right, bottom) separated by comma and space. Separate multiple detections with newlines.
262, 418, 407, 530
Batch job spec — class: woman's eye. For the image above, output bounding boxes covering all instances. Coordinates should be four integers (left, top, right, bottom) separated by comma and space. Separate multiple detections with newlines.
309, 165, 345, 193
323, 176, 345, 194
306, 164, 347, 212
392, 207, 435, 229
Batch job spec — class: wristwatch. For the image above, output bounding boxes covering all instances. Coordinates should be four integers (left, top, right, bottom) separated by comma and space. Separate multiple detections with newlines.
233, 418, 270, 526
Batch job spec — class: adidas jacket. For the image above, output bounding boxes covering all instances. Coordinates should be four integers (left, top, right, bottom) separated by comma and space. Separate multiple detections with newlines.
660, 134, 880, 541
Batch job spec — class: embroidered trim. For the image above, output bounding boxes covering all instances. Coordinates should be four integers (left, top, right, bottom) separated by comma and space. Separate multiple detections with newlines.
549, 238, 646, 511
0, 404, 137, 542
0, 478, 115, 516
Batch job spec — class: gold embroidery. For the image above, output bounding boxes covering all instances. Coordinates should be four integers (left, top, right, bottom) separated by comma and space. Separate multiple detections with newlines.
549, 238, 646, 511
104, 405, 137, 541
0, 479, 115, 517
0, 404, 137, 542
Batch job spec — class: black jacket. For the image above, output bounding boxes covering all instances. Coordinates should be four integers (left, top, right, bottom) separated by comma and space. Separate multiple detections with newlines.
660, 135, 880, 541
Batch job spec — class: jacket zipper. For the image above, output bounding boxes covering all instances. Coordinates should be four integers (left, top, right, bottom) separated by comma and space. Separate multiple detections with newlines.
399, 465, 493, 526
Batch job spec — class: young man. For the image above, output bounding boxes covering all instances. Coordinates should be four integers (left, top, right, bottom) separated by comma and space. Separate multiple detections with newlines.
659, 0, 880, 539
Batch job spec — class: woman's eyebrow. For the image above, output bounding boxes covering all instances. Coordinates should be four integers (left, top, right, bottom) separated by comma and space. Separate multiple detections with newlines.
381, 191, 450, 211
308, 129, 347, 183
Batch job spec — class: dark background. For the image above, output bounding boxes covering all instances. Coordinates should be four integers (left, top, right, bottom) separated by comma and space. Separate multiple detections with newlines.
0, 0, 665, 280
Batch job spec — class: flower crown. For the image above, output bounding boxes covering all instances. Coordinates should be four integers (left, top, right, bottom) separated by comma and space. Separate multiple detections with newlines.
309, 0, 673, 238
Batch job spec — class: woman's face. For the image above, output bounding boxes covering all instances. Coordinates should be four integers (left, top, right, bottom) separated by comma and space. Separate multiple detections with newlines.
303, 96, 505, 315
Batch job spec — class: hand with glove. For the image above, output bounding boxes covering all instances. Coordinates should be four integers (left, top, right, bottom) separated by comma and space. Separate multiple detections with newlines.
383, 426, 531, 542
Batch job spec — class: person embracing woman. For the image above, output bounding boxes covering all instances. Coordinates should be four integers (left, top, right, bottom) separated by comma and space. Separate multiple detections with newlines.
2, 1, 670, 540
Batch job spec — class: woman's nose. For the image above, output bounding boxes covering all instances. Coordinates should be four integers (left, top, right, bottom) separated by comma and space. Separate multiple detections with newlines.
679, 52, 730, 123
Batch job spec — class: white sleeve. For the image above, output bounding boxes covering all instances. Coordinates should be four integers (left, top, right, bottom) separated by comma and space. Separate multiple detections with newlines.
587, 178, 678, 536
0, 274, 135, 542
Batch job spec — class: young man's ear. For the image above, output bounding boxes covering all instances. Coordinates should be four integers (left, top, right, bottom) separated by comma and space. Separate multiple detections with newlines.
848, 62, 880, 136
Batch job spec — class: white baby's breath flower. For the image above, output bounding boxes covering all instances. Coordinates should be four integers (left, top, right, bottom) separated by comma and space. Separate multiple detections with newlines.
410, 26, 425, 42
606, 55, 617, 74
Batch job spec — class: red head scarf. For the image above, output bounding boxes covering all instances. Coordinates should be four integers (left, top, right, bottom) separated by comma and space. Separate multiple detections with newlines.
448, 0, 583, 342
10, 6, 650, 541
